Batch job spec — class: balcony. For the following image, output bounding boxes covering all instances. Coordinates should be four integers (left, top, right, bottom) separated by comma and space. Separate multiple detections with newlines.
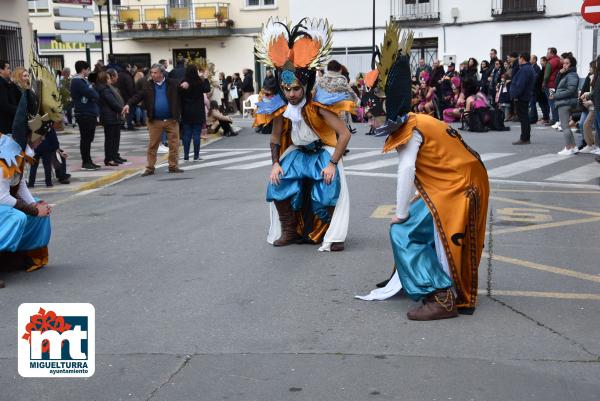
391, 0, 440, 23
113, 2, 232, 40
492, 0, 545, 19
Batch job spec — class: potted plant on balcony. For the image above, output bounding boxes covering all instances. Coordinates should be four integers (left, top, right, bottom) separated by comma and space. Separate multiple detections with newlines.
166, 16, 177, 29
116, 21, 125, 30
214, 11, 225, 24
141, 22, 149, 30
225, 19, 234, 28
150, 22, 157, 30
195, 21, 202, 28
125, 18, 134, 30
157, 17, 168, 29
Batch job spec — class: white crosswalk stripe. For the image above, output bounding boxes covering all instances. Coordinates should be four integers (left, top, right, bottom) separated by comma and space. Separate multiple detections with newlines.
182, 152, 272, 171
545, 163, 600, 183
480, 153, 514, 162
345, 158, 398, 171
487, 154, 566, 178
224, 159, 273, 170
189, 149, 599, 186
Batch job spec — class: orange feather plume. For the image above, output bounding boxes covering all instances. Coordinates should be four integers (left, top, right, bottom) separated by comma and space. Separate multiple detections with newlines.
268, 35, 290, 68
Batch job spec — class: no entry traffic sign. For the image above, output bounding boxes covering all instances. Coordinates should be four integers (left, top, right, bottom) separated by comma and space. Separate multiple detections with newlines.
582, 0, 600, 25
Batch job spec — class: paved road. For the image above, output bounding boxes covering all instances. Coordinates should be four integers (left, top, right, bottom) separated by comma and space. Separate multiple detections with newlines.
1, 122, 599, 401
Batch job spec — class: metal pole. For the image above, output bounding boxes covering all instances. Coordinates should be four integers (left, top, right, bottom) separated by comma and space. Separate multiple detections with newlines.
99, 5, 105, 63
84, 5, 91, 65
107, 0, 114, 55
372, 0, 376, 54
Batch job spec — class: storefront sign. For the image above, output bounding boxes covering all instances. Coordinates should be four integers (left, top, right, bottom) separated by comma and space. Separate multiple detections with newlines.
38, 35, 102, 52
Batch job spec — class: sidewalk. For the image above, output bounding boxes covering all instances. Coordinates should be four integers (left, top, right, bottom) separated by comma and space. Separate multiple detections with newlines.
27, 125, 224, 197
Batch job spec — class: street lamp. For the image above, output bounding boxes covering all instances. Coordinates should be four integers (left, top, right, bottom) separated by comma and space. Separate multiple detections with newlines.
94, 0, 106, 63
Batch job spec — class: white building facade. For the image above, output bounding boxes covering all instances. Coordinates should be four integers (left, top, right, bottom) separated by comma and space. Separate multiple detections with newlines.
290, 0, 595, 80
2, 0, 33, 68
29, 0, 289, 85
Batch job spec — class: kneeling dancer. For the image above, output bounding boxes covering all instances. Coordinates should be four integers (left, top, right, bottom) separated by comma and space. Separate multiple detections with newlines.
254, 18, 355, 251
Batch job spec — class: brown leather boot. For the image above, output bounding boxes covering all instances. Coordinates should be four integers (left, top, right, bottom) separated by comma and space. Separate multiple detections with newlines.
0, 280, 5, 289
273, 199, 301, 246
407, 288, 458, 321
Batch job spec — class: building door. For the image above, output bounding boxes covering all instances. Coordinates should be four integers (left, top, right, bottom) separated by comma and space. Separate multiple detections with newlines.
172, 48, 206, 64
410, 37, 438, 74
113, 53, 152, 69
39, 55, 64, 71
501, 33, 531, 61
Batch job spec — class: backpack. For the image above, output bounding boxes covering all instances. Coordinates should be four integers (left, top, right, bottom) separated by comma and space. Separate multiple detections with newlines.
487, 107, 510, 131
461, 108, 488, 132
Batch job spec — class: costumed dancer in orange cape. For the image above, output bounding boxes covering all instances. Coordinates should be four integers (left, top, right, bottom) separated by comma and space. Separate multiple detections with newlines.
254, 18, 355, 252
356, 23, 489, 320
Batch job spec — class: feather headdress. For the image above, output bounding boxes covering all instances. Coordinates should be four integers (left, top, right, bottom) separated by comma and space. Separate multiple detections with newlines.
373, 21, 414, 136
255, 17, 333, 92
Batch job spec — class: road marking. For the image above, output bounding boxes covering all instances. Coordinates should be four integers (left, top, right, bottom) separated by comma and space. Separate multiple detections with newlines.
490, 195, 600, 217
370, 205, 396, 218
344, 171, 600, 190
485, 253, 600, 284
493, 216, 600, 235
478, 289, 600, 301
545, 163, 600, 183
492, 189, 600, 194
345, 158, 398, 171
193, 150, 251, 160
496, 207, 552, 223
487, 154, 566, 178
182, 152, 272, 170
342, 150, 384, 161
480, 152, 514, 162
224, 159, 272, 170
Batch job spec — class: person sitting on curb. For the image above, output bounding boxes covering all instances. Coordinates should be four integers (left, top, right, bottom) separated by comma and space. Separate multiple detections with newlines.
207, 101, 237, 137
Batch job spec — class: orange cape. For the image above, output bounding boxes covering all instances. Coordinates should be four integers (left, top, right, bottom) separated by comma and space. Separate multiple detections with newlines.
384, 113, 490, 309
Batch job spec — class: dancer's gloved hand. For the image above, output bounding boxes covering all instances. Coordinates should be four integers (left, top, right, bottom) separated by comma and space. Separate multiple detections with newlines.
270, 163, 283, 185
322, 163, 336, 185
390, 215, 409, 225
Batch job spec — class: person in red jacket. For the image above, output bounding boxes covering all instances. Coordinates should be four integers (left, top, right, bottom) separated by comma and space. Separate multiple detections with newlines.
543, 47, 561, 126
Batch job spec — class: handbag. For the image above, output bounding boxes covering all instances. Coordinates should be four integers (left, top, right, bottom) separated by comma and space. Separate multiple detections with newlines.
230, 86, 239, 100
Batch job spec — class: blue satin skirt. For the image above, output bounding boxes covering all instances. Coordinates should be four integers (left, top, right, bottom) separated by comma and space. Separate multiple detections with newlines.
266, 148, 340, 222
0, 205, 51, 252
389, 198, 452, 301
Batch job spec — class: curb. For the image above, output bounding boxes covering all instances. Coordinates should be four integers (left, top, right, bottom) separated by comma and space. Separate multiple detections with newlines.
75, 134, 224, 192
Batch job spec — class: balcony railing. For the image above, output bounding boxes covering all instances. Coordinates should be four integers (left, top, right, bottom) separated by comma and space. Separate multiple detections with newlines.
114, 2, 231, 31
391, 0, 440, 22
492, 0, 545, 17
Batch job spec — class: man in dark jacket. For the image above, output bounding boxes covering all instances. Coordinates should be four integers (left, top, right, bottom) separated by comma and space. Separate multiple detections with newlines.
123, 63, 185, 175
71, 60, 100, 170
0, 60, 18, 135
241, 68, 255, 101
117, 64, 136, 130
168, 58, 186, 82
510, 52, 535, 145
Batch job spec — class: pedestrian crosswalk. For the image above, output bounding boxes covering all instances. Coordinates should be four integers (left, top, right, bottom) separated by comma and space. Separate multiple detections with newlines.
186, 148, 600, 186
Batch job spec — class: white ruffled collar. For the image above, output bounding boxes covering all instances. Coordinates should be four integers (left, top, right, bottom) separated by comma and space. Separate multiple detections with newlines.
282, 97, 307, 131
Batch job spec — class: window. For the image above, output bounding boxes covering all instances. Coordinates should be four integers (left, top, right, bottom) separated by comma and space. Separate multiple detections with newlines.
501, 34, 531, 61
245, 0, 275, 8
170, 0, 190, 7
0, 24, 24, 68
28, 0, 50, 14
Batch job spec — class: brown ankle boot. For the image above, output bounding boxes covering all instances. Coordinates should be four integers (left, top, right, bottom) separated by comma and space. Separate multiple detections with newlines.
407, 288, 458, 321
273, 199, 301, 246
0, 280, 5, 288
